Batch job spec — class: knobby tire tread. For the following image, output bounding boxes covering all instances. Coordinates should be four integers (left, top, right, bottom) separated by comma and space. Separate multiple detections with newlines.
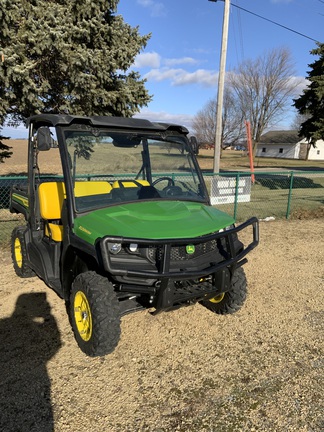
70, 271, 121, 357
11, 226, 34, 278
201, 267, 247, 315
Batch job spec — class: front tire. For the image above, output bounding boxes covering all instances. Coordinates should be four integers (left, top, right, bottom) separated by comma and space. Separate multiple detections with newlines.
200, 267, 247, 314
69, 271, 121, 357
11, 226, 34, 278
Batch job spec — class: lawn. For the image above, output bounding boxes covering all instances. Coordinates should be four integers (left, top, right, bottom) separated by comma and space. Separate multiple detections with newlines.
197, 149, 324, 172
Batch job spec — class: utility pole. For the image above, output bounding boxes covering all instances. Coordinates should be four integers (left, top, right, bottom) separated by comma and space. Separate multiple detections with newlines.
209, 0, 230, 173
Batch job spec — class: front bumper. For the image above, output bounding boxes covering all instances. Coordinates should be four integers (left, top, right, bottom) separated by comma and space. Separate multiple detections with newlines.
99, 217, 259, 280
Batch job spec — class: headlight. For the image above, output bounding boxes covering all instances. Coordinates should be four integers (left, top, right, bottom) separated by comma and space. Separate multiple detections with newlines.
129, 243, 138, 253
225, 224, 235, 231
218, 224, 235, 233
108, 242, 122, 254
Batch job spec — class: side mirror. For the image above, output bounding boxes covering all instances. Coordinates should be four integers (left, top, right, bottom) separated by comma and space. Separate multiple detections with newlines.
37, 127, 53, 151
189, 136, 199, 155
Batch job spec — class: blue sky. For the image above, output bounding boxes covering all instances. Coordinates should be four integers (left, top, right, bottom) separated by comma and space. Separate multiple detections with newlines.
4, 0, 323, 138
124, 0, 322, 131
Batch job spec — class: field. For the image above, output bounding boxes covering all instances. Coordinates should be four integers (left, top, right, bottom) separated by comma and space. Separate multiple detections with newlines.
0, 140, 61, 176
0, 218, 323, 431
2, 140, 324, 175
197, 147, 324, 172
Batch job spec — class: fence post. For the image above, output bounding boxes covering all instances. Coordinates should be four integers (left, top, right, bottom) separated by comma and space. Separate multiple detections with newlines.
286, 171, 294, 219
233, 173, 240, 220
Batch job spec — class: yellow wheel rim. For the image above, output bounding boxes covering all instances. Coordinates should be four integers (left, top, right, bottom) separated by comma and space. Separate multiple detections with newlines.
209, 293, 225, 304
14, 237, 23, 268
74, 291, 92, 341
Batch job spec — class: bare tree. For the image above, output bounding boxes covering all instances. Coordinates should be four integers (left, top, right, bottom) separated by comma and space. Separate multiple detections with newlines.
192, 87, 244, 148
192, 99, 216, 146
227, 47, 302, 151
290, 112, 311, 131
290, 111, 312, 160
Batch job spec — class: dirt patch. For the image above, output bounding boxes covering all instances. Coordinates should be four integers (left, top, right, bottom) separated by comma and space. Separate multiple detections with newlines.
0, 218, 324, 431
291, 205, 324, 220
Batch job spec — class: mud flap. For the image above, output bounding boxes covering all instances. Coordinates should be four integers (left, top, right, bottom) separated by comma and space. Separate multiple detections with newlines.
213, 268, 232, 292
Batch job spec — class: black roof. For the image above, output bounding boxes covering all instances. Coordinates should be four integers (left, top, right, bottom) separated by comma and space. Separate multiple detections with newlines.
260, 130, 300, 144
26, 114, 189, 134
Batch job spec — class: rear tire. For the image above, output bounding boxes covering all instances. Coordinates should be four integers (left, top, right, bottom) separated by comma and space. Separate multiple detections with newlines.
200, 267, 247, 314
11, 226, 34, 278
69, 271, 121, 357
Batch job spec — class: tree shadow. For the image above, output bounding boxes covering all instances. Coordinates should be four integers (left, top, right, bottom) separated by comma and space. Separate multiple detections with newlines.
255, 175, 323, 190
272, 166, 324, 172
0, 292, 62, 432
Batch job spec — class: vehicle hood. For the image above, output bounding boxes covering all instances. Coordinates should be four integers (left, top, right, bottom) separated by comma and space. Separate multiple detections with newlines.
73, 200, 235, 244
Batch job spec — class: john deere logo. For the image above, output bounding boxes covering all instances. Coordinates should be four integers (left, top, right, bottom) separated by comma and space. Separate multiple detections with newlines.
186, 245, 195, 254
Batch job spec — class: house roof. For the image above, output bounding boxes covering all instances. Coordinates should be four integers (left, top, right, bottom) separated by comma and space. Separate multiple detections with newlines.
260, 130, 300, 144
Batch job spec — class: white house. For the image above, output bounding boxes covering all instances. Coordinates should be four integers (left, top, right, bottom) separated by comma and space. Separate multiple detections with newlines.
256, 130, 324, 161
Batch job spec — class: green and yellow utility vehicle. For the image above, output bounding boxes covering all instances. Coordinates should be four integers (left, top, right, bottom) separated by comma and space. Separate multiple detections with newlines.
10, 114, 258, 356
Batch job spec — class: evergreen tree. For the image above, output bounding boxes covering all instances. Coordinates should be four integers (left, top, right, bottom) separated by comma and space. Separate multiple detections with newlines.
0, 0, 151, 124
0, 130, 12, 163
293, 43, 324, 145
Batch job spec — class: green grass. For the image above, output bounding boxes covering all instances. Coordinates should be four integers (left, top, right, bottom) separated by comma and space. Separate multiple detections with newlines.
204, 171, 324, 221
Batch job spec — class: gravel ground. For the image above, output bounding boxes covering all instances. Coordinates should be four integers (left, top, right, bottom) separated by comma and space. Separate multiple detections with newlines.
0, 218, 323, 432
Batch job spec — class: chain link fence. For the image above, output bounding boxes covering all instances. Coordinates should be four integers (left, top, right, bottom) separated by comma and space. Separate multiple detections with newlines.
1, 171, 324, 246
0, 176, 29, 247
205, 171, 324, 222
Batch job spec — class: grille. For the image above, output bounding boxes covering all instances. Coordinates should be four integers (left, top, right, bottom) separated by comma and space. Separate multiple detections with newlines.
148, 239, 219, 263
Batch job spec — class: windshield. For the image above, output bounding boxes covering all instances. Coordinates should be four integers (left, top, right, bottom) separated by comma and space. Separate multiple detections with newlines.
63, 128, 208, 212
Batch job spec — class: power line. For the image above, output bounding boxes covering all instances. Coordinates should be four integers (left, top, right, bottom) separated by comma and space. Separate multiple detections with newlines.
317, 0, 324, 13
235, 1, 245, 61
296, 0, 324, 18
231, 3, 321, 44
231, 1, 245, 63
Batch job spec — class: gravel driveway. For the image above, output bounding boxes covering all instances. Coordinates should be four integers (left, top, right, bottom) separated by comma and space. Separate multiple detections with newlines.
0, 218, 323, 431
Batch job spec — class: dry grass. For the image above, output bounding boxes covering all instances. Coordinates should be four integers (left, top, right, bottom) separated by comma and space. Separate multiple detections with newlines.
198, 148, 324, 172
2, 141, 324, 176
0, 140, 191, 176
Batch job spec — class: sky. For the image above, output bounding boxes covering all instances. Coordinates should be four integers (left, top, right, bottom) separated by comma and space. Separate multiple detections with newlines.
3, 0, 323, 138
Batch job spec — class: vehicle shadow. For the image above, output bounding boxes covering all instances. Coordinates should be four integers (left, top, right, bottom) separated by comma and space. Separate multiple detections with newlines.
0, 292, 62, 432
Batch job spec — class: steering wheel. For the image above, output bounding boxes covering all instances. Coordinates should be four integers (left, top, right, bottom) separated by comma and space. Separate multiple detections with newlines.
164, 185, 183, 197
152, 177, 175, 187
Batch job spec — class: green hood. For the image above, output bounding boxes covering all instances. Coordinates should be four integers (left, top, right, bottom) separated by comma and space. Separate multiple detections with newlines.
74, 201, 234, 244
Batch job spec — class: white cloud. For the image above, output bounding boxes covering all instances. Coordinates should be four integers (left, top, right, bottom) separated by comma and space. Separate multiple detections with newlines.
133, 51, 215, 87
290, 76, 309, 97
144, 67, 218, 87
134, 109, 194, 130
134, 52, 161, 68
164, 57, 199, 67
137, 0, 167, 17
174, 69, 218, 87
144, 68, 182, 83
